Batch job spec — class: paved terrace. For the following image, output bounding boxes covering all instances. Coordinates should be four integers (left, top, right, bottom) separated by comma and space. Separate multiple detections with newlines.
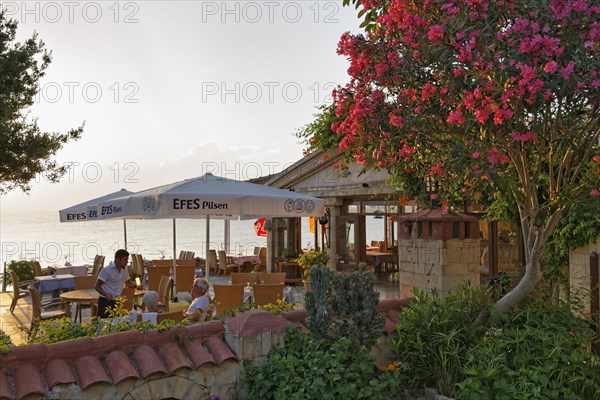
0, 274, 400, 346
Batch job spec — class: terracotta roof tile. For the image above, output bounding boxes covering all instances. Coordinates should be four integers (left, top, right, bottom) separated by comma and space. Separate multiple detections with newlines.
45, 359, 76, 389
133, 344, 167, 379
158, 342, 192, 374
0, 370, 12, 400
14, 364, 45, 400
74, 355, 111, 390
105, 350, 140, 384
205, 336, 237, 365
184, 340, 215, 369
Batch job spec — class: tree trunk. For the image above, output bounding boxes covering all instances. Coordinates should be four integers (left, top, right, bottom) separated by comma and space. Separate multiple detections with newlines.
494, 255, 542, 315
492, 205, 561, 316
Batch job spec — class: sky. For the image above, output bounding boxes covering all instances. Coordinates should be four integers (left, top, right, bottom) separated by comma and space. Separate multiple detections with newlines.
0, 0, 361, 214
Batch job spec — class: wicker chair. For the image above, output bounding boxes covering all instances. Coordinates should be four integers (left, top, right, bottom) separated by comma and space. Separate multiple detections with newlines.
28, 285, 66, 331
213, 284, 245, 316
157, 275, 173, 311
258, 272, 286, 284
218, 251, 239, 276
147, 265, 171, 292
9, 270, 34, 313
252, 283, 284, 306
230, 272, 259, 285
73, 275, 98, 323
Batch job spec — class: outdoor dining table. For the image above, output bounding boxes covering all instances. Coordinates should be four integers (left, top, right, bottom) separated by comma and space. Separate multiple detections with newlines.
35, 274, 76, 293
227, 254, 261, 272
243, 285, 294, 304
60, 288, 146, 319
55, 265, 88, 276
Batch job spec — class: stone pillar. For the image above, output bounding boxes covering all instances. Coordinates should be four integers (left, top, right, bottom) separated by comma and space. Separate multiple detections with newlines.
327, 204, 342, 270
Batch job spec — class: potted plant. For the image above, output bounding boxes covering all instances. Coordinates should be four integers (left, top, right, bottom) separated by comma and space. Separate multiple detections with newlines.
296, 250, 330, 292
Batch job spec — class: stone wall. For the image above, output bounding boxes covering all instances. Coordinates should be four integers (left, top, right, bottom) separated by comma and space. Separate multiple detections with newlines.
570, 239, 600, 314
398, 239, 480, 298
1, 302, 408, 400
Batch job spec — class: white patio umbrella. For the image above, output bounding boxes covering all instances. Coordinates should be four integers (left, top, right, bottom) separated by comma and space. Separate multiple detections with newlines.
59, 188, 135, 249
96, 173, 324, 282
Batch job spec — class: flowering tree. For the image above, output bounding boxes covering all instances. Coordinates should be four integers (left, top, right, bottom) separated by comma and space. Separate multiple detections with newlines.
331, 0, 600, 315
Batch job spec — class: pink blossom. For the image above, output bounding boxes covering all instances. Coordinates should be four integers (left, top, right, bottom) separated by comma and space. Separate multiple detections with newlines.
561, 61, 575, 79
421, 82, 437, 100
593, 155, 600, 164
544, 61, 558, 73
430, 193, 438, 200
472, 151, 481, 159
428, 25, 445, 43
389, 110, 404, 127
590, 189, 599, 197
447, 108, 465, 125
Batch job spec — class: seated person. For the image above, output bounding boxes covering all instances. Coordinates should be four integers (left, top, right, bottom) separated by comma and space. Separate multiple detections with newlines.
131, 291, 163, 324
184, 278, 211, 322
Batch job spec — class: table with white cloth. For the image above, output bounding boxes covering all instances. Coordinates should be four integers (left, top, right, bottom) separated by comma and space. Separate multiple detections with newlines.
243, 285, 294, 304
55, 265, 88, 276
36, 274, 76, 293
366, 251, 397, 273
227, 254, 261, 272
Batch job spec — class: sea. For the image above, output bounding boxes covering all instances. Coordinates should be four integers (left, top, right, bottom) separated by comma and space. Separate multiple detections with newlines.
1, 211, 386, 267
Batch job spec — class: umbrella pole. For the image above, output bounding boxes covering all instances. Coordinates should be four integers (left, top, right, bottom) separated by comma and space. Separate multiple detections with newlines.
205, 215, 210, 280
224, 220, 230, 253
172, 218, 177, 298
124, 220, 128, 250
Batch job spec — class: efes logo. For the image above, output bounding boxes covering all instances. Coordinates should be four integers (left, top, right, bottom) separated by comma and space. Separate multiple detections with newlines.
284, 199, 295, 212
294, 199, 305, 213
143, 196, 156, 213
285, 198, 316, 213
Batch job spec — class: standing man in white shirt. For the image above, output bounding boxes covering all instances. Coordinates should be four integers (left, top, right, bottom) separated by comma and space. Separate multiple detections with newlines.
95, 249, 137, 318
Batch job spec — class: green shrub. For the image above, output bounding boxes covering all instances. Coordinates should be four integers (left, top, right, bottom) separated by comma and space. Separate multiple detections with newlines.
390, 284, 493, 397
2, 260, 34, 286
457, 296, 600, 400
243, 328, 404, 400
305, 265, 384, 347
0, 330, 14, 354
21, 298, 187, 344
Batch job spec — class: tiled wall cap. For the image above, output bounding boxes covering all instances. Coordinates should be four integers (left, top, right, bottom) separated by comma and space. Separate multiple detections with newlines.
133, 344, 167, 379
45, 359, 76, 389
158, 342, 193, 374
0, 370, 12, 399
105, 350, 140, 384
1, 343, 48, 369
75, 355, 111, 390
281, 309, 308, 325
225, 309, 294, 336
204, 336, 237, 365
14, 364, 45, 400
185, 320, 224, 338
48, 337, 95, 361
184, 339, 216, 369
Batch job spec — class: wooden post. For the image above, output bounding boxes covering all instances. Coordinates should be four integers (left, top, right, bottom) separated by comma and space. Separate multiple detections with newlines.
590, 251, 599, 354
488, 221, 499, 279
